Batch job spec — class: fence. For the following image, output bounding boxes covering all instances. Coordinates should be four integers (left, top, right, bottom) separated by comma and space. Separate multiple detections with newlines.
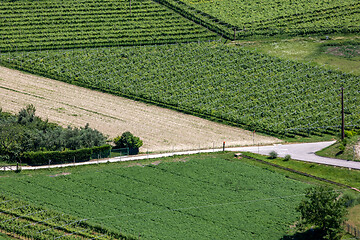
344, 222, 360, 239
110, 147, 140, 157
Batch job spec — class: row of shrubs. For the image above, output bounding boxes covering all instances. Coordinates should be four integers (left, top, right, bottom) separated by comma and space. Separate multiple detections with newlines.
20, 145, 111, 166
18, 131, 145, 166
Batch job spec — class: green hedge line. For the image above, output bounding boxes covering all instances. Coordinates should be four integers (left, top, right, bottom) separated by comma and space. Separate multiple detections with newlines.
20, 145, 111, 166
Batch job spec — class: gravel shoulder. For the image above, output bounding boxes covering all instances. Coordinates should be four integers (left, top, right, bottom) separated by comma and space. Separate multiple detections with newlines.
0, 66, 281, 152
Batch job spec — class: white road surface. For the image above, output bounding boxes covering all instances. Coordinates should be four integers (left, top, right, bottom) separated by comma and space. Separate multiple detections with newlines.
2, 141, 360, 171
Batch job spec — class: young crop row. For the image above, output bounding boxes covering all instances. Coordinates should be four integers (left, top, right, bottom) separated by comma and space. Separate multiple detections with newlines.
0, 195, 135, 240
0, 156, 308, 239
1, 42, 359, 137
161, 0, 360, 39
234, 2, 360, 38
0, 0, 217, 52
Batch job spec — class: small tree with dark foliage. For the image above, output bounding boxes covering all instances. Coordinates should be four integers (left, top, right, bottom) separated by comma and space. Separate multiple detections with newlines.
296, 186, 347, 240
114, 131, 143, 150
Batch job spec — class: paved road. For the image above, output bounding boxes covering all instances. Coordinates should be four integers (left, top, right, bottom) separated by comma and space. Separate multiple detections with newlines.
2, 141, 360, 171
230, 141, 360, 170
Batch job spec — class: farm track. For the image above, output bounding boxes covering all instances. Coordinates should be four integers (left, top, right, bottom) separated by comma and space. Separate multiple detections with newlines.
0, 66, 280, 152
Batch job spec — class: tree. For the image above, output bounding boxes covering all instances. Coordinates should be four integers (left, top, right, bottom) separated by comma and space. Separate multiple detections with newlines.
0, 124, 24, 162
296, 186, 347, 240
114, 131, 143, 149
17, 104, 36, 125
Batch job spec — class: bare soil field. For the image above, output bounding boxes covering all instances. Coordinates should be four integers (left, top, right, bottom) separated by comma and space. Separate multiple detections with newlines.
0, 66, 280, 152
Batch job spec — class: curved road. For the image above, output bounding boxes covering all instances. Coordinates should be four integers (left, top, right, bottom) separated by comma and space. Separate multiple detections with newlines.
2, 141, 360, 171
230, 141, 360, 170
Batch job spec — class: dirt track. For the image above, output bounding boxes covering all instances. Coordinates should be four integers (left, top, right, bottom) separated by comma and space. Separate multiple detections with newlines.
0, 66, 281, 152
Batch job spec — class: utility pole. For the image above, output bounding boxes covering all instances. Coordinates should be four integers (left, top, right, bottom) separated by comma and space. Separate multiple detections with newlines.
341, 87, 345, 140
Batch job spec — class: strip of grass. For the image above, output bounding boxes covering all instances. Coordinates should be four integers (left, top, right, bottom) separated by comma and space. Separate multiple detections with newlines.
241, 35, 360, 75
0, 233, 14, 240
240, 152, 360, 191
347, 204, 360, 227
316, 135, 360, 161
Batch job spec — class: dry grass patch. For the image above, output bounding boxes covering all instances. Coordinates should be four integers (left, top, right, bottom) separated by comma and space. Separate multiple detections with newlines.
0, 66, 280, 152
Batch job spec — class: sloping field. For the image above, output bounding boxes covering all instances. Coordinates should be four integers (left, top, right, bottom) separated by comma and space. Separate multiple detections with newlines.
0, 66, 280, 152
2, 42, 359, 137
156, 0, 360, 39
0, 154, 309, 239
0, 0, 217, 52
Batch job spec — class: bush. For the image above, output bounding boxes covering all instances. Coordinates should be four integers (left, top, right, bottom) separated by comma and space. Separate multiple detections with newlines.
342, 192, 360, 208
21, 145, 111, 165
284, 154, 291, 161
269, 151, 278, 159
338, 144, 345, 152
344, 130, 357, 138
113, 132, 143, 149
297, 186, 347, 240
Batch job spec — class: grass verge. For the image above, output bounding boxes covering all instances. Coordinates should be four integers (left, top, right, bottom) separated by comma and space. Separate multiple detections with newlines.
347, 204, 360, 227
239, 152, 360, 191
0, 233, 13, 240
239, 34, 360, 75
316, 135, 360, 161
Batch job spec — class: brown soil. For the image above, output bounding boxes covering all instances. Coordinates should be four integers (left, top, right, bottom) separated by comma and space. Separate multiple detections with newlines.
0, 66, 281, 152
49, 172, 71, 177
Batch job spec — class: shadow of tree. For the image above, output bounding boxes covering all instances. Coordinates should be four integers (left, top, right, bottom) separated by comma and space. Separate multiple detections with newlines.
281, 229, 323, 240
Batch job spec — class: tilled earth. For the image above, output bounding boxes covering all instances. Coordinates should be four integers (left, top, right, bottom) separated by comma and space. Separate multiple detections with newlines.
0, 66, 281, 152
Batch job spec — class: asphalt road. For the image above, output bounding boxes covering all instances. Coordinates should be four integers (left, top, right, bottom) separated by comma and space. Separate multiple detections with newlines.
230, 141, 360, 170
2, 141, 360, 171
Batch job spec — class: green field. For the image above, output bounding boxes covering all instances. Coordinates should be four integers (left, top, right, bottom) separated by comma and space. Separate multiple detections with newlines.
0, 0, 217, 52
0, 153, 309, 239
0, 195, 130, 240
166, 0, 360, 39
241, 37, 360, 75
240, 152, 360, 190
1, 42, 359, 137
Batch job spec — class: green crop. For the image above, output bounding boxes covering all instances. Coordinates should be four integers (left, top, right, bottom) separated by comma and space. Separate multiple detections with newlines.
0, 155, 309, 239
157, 0, 360, 39
0, 0, 217, 52
1, 42, 359, 137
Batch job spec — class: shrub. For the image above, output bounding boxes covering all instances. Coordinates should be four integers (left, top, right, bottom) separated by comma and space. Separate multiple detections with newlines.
113, 132, 143, 149
344, 130, 356, 138
21, 145, 111, 165
269, 151, 278, 159
342, 191, 360, 208
338, 144, 345, 152
297, 186, 347, 240
284, 154, 291, 161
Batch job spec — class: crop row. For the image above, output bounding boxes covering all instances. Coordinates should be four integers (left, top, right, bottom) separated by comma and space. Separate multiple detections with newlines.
158, 0, 360, 39
0, 156, 308, 239
0, 0, 217, 52
0, 195, 135, 240
1, 42, 359, 137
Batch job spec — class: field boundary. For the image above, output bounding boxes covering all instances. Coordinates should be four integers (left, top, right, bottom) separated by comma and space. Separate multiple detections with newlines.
240, 153, 360, 193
